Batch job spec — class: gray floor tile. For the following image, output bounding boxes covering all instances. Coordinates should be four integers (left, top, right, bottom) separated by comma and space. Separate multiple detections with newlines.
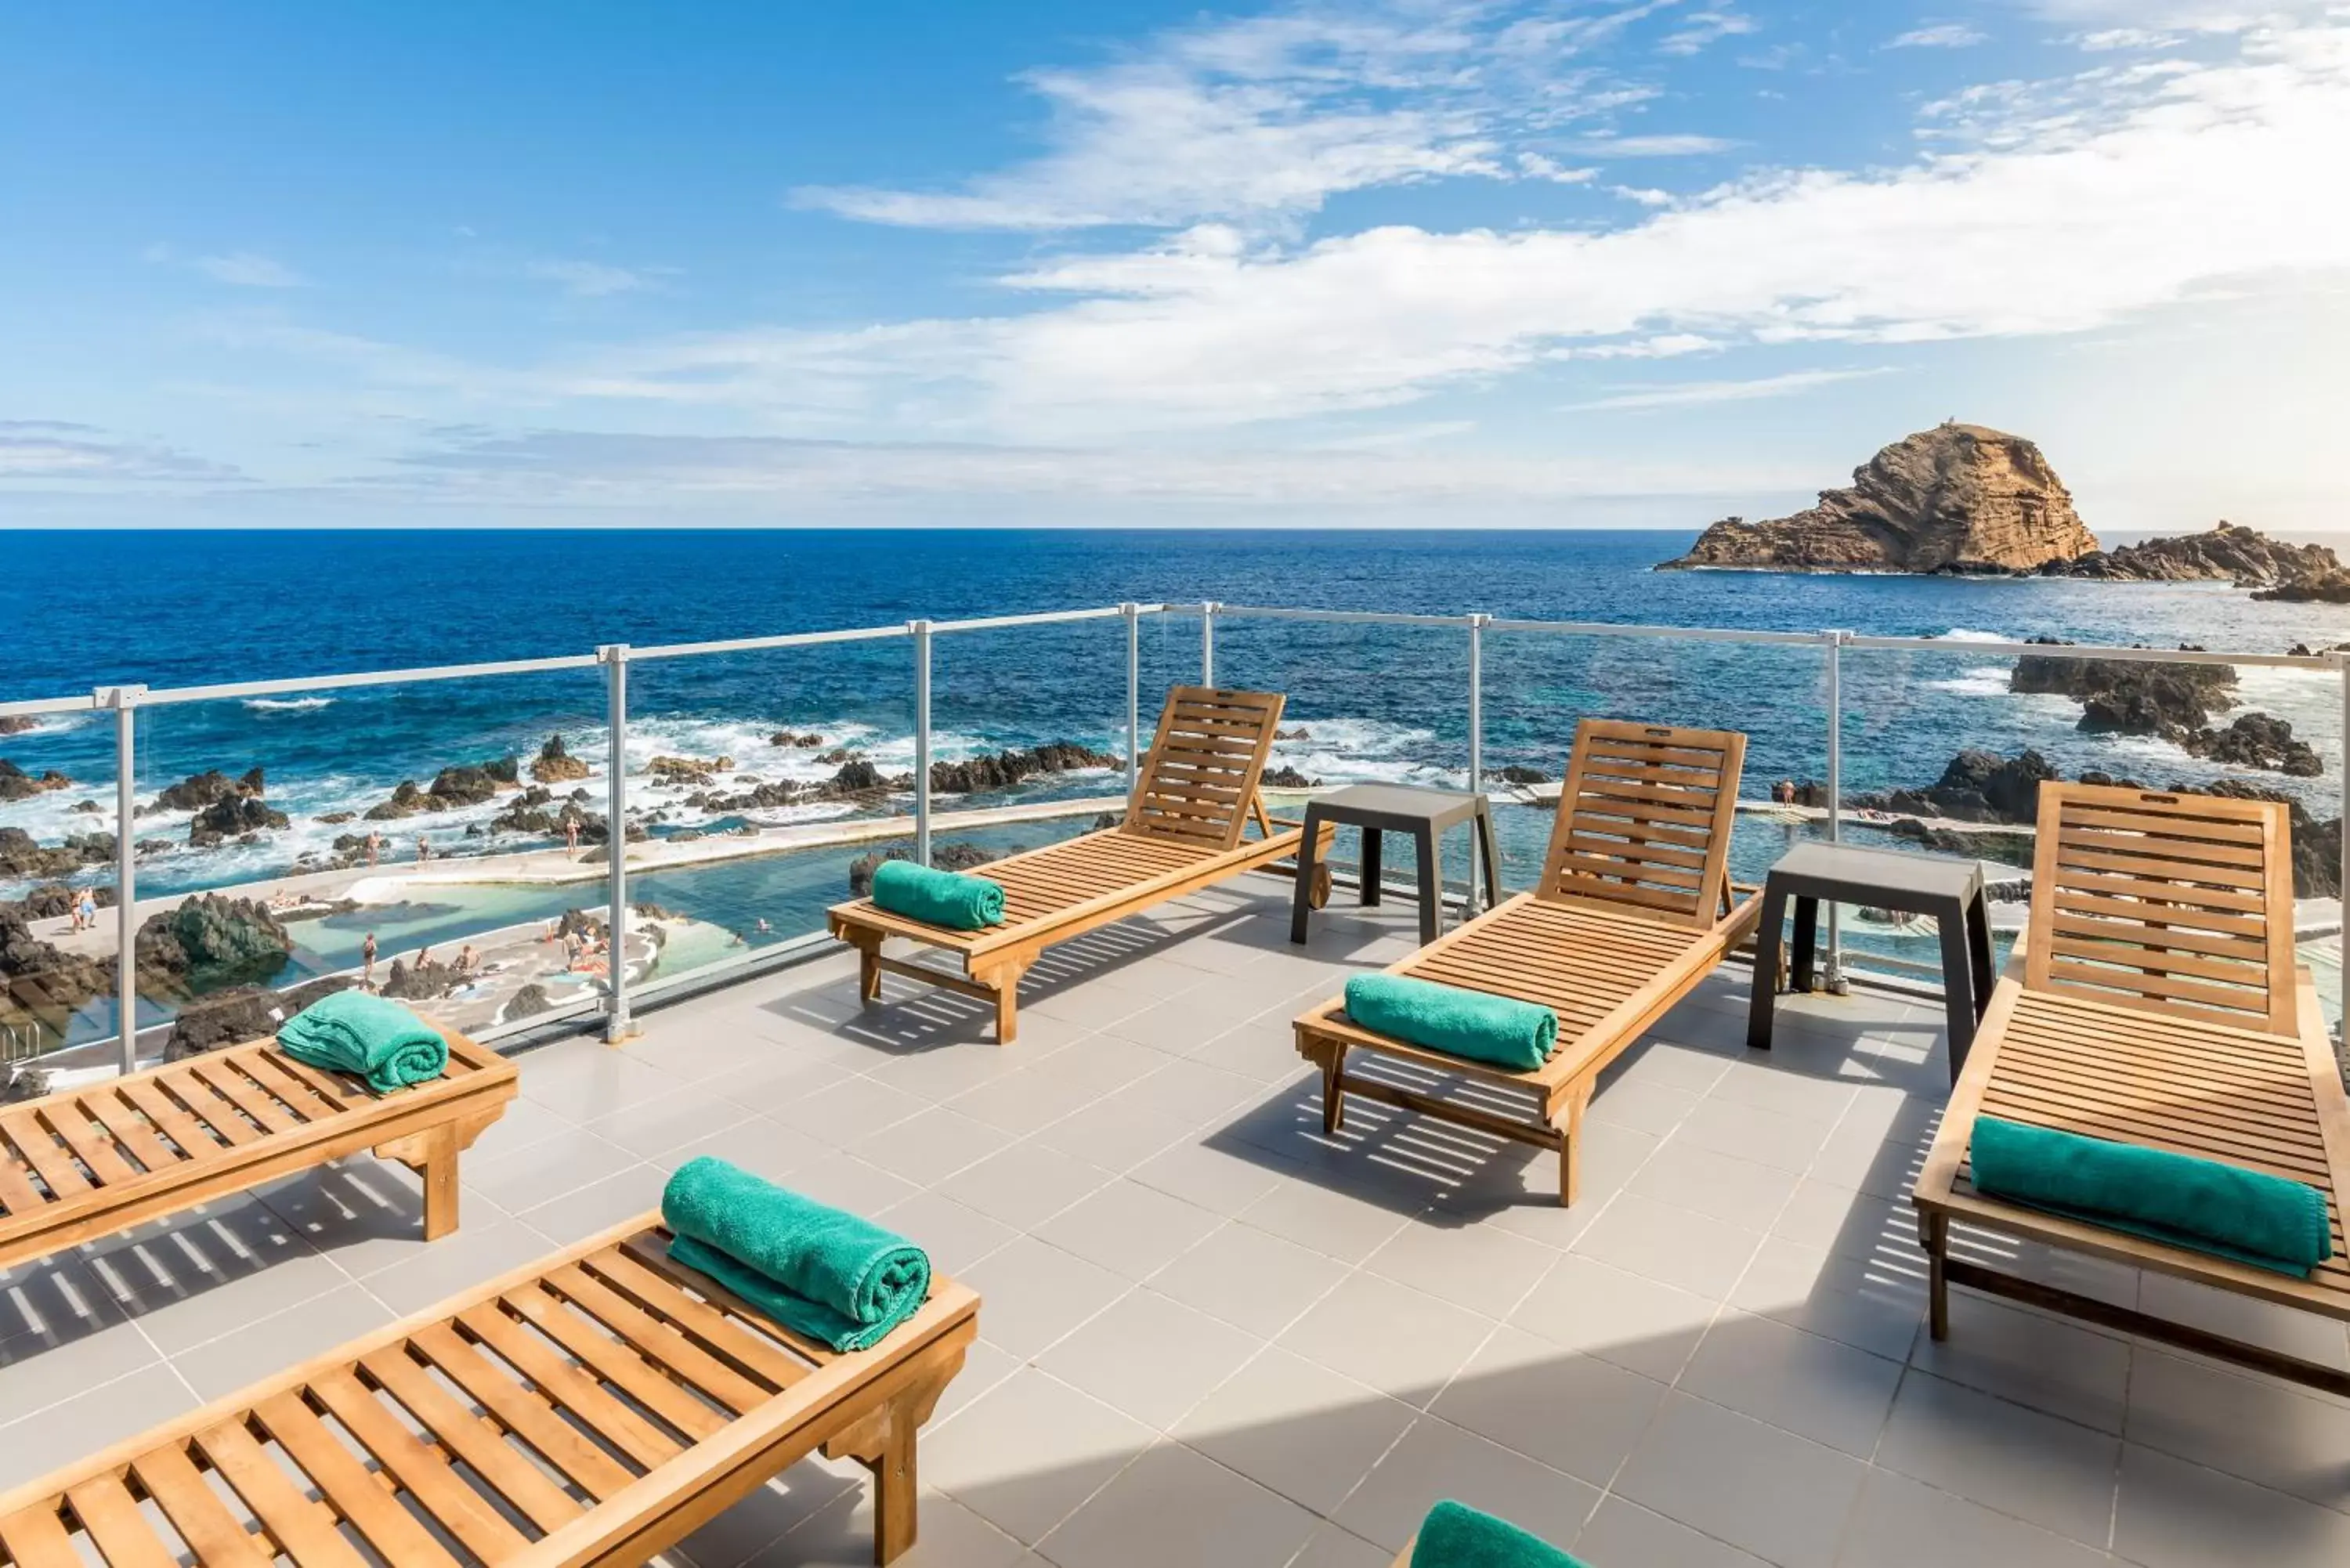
1569, 1191, 1763, 1300
2124, 1348, 2350, 1512
1029, 1088, 1206, 1174
1173, 1347, 1418, 1516
2134, 1272, 2350, 1374
743, 1485, 1027, 1568
1613, 1392, 1867, 1568
513, 1164, 665, 1244
1149, 1221, 1349, 1337
1361, 1217, 1553, 1313
1730, 1237, 1929, 1361
850, 1106, 1015, 1188
580, 1082, 759, 1159
925, 1368, 1155, 1545
1037, 1289, 1260, 1430
467, 1124, 642, 1215
1674, 1096, 1837, 1175
2114, 1443, 2350, 1568
1238, 1177, 1417, 1266
170, 1281, 395, 1400
960, 1237, 1132, 1358
351, 1215, 558, 1316
1574, 1498, 1770, 1568
1629, 1141, 1803, 1232
1274, 1270, 1493, 1409
1129, 1140, 1295, 1216
1875, 1370, 2121, 1549
1036, 1439, 1320, 1568
1288, 1523, 1394, 1568
773, 1150, 924, 1218
1838, 1469, 2112, 1568
1909, 1291, 2132, 1433
879, 1190, 1025, 1277
951, 1144, 1116, 1231
1333, 1415, 1600, 1552
656, 1112, 834, 1184
1035, 1180, 1225, 1281
771, 1075, 931, 1145
515, 1040, 686, 1122
1677, 1310, 1904, 1458
1430, 1324, 1668, 1487
0, 1363, 197, 1484
1510, 1253, 1719, 1383
0, 1314, 167, 1434
678, 1454, 866, 1568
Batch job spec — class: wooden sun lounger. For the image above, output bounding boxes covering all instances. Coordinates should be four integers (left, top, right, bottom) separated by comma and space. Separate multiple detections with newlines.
0, 1212, 979, 1567
1295, 719, 1761, 1205
829, 685, 1331, 1042
0, 1023, 515, 1272
1914, 783, 2350, 1395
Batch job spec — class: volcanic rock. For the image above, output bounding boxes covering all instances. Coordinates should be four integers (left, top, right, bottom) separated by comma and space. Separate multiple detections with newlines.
2057, 521, 2339, 584
1261, 765, 1317, 789
649, 754, 734, 784
0, 760, 74, 802
2011, 649, 2236, 736
0, 827, 114, 879
506, 982, 552, 1021
148, 768, 265, 814
769, 731, 825, 748
0, 904, 110, 1019
136, 894, 295, 985
190, 794, 291, 847
10, 883, 113, 921
2253, 566, 2350, 605
928, 742, 1120, 795
0, 716, 36, 736
1660, 423, 2098, 574
1849, 749, 2057, 824
381, 956, 464, 1001
2179, 713, 2323, 776
1495, 764, 1549, 785
530, 733, 591, 783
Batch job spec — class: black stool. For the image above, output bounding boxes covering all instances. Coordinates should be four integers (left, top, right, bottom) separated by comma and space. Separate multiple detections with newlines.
1746, 841, 1994, 1079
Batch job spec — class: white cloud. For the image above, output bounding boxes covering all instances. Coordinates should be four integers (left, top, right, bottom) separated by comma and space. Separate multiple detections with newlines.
1568, 132, 1739, 155
1561, 367, 1895, 410
525, 259, 660, 298
0, 420, 245, 482
791, 2, 1685, 232
1658, 9, 1760, 56
193, 251, 307, 288
1611, 185, 1676, 205
1888, 23, 1991, 49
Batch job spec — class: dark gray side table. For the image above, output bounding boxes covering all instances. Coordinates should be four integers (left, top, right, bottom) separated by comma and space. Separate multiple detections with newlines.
1289, 784, 1501, 947
1746, 841, 1994, 1079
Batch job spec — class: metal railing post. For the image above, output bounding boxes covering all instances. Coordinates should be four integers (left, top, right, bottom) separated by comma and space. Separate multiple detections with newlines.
912, 620, 934, 866
1468, 613, 1488, 912
102, 685, 144, 1074
1122, 602, 1141, 798
1200, 602, 1219, 686
600, 645, 632, 1042
1823, 629, 1848, 992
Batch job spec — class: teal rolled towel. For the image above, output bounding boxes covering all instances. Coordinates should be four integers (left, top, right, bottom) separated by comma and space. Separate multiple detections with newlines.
1344, 973, 1556, 1072
870, 859, 1006, 930
662, 1156, 932, 1352
1412, 1501, 1587, 1568
277, 989, 447, 1096
1971, 1116, 2334, 1277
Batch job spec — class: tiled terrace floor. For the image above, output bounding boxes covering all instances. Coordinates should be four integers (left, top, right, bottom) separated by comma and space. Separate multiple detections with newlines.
6, 874, 2350, 1566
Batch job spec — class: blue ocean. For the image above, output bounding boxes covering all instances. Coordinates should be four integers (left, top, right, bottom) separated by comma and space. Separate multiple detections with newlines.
5, 528, 2348, 1045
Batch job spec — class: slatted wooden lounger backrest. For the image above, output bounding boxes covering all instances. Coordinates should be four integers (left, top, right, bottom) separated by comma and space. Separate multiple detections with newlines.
1123, 686, 1288, 852
2023, 782, 2299, 1035
1535, 718, 1747, 930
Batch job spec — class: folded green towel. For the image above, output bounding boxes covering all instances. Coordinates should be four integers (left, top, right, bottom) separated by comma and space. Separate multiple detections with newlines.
870, 859, 1006, 930
661, 1157, 932, 1352
276, 989, 447, 1096
1344, 974, 1556, 1072
1412, 1501, 1587, 1568
1971, 1116, 2334, 1277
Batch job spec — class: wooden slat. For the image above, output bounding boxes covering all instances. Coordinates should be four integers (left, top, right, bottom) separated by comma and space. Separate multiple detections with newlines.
154, 1070, 264, 1148
39, 1104, 138, 1188
543, 1262, 776, 1417
452, 1306, 685, 1471
249, 1393, 463, 1568
0, 1144, 48, 1217
307, 1367, 533, 1562
1, 1116, 90, 1200
127, 1443, 273, 1568
0, 1505, 81, 1568
113, 1076, 223, 1162
79, 1089, 181, 1177
497, 1284, 729, 1439
62, 1476, 179, 1568
408, 1324, 638, 1501
185, 1058, 303, 1137
358, 1346, 586, 1534
190, 1418, 371, 1568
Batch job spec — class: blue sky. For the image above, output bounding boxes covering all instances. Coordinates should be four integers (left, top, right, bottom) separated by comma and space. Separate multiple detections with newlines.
5, 1, 2348, 532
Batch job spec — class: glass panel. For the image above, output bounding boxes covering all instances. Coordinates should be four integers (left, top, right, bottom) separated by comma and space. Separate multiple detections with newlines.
0, 702, 118, 1073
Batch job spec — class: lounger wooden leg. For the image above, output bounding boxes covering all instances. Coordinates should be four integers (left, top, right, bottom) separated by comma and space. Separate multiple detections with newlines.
1553, 1086, 1589, 1208
848, 931, 884, 1005
978, 956, 1031, 1044
1319, 1042, 1347, 1135
1925, 1213, 1950, 1340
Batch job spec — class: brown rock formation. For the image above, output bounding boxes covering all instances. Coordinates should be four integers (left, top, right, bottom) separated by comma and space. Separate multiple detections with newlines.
2059, 520, 2338, 584
1660, 423, 2097, 575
